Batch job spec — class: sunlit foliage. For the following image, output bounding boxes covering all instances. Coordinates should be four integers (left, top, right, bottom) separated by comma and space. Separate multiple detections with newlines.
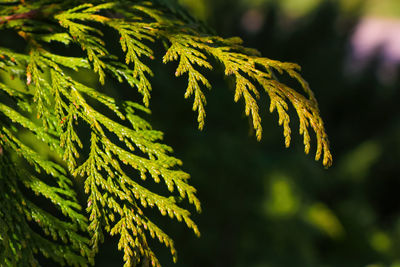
0, 0, 331, 266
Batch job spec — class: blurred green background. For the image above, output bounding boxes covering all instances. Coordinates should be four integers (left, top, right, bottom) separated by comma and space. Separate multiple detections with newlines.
3, 0, 399, 266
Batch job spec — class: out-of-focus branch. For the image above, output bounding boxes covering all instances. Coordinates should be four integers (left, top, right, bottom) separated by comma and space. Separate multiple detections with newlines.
0, 9, 39, 24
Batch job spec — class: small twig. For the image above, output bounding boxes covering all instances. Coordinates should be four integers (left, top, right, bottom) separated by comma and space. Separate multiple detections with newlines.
0, 9, 40, 24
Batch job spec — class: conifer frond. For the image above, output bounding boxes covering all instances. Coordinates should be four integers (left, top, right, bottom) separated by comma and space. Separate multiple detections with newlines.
0, 1, 332, 266
108, 19, 157, 106
55, 4, 111, 84
159, 30, 332, 165
126, 2, 332, 165
163, 33, 212, 130
0, 134, 91, 266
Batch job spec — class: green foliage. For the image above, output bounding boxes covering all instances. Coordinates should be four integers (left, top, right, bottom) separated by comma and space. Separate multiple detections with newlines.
0, 0, 332, 266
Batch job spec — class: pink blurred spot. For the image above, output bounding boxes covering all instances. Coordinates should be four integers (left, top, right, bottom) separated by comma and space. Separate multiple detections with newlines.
349, 17, 400, 83
241, 9, 265, 34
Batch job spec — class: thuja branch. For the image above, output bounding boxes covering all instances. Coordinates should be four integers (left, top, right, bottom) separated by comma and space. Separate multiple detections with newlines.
0, 1, 332, 266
